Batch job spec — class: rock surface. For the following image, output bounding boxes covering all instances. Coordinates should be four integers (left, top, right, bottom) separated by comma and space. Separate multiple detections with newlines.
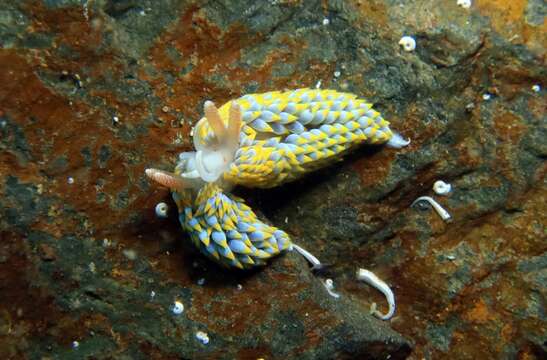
0, 0, 545, 359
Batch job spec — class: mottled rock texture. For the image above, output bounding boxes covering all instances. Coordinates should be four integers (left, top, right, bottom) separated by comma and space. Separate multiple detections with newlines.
0, 0, 545, 359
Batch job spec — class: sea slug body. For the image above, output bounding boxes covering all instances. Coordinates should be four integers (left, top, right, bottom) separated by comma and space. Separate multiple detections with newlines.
191, 88, 410, 188
172, 182, 291, 269
145, 167, 320, 270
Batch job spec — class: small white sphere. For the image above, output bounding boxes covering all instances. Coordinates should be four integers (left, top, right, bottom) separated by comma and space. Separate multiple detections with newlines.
155, 202, 169, 218
433, 180, 452, 195
67, 176, 75, 184
196, 331, 209, 344
482, 93, 492, 100
172, 300, 184, 315
398, 36, 416, 52
333, 70, 341, 78
197, 278, 205, 286
72, 341, 79, 349
457, 0, 472, 9
322, 18, 329, 26
532, 84, 541, 92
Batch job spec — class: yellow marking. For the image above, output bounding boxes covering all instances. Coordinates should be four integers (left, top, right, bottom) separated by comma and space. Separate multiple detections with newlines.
193, 222, 203, 232
241, 255, 255, 265
314, 150, 324, 160
255, 249, 270, 259
209, 249, 220, 260
348, 132, 359, 141
310, 103, 321, 112
199, 233, 210, 247
347, 121, 359, 129
294, 104, 308, 112
223, 248, 236, 261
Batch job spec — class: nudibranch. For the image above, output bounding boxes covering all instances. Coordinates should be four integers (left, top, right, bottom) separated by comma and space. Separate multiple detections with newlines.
146, 89, 410, 270
146, 169, 290, 270
190, 88, 410, 187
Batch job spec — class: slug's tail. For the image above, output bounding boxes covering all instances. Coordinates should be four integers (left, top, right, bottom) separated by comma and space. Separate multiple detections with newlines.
386, 132, 411, 148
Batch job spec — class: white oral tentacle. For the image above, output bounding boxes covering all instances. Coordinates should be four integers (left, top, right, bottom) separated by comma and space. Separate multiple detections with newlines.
356, 268, 396, 320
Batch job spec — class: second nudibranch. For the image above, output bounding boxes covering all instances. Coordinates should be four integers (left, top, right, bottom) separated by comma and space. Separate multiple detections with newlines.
174, 180, 292, 269
145, 162, 297, 270
191, 88, 410, 188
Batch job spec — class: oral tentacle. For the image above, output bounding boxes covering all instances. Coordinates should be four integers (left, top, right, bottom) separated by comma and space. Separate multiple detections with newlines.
227, 102, 242, 150
145, 168, 189, 192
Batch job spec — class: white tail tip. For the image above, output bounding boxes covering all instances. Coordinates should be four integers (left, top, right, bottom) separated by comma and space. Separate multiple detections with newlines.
387, 132, 411, 148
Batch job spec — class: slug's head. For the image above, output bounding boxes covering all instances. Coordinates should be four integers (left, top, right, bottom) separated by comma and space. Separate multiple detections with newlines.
145, 101, 241, 193
192, 100, 242, 182
144, 157, 201, 195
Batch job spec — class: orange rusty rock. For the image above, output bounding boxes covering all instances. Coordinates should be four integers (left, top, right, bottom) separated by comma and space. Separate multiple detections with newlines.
236, 346, 273, 360
493, 112, 527, 144
351, 150, 395, 187
38, 243, 57, 261
463, 299, 495, 324
475, 0, 546, 56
